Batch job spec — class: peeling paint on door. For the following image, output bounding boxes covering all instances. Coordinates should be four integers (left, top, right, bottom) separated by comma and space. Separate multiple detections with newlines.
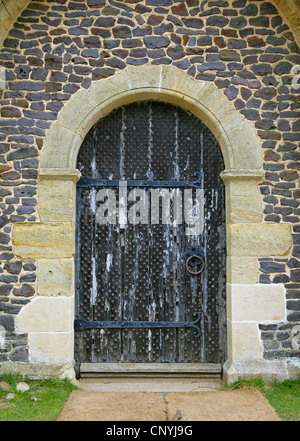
75, 101, 226, 367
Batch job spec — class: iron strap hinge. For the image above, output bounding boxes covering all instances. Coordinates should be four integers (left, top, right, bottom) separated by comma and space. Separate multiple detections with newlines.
74, 312, 201, 338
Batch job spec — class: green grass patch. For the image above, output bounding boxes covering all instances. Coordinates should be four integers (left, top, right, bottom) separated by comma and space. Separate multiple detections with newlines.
230, 378, 300, 421
0, 373, 77, 421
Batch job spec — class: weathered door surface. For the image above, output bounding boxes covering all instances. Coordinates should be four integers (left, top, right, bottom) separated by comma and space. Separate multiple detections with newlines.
74, 101, 226, 372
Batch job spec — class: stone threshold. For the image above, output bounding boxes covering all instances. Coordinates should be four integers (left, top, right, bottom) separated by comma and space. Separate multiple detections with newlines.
79, 363, 222, 379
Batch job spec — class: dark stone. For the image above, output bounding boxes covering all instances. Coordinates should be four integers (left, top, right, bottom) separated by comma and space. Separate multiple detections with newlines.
247, 35, 265, 47
144, 36, 170, 48
45, 54, 62, 70
0, 284, 13, 296
292, 119, 300, 132
240, 109, 260, 120
23, 263, 36, 271
224, 85, 239, 100
260, 2, 278, 15
273, 274, 290, 283
232, 0, 246, 5
15, 65, 31, 80
197, 36, 212, 46
230, 17, 247, 28
197, 62, 225, 72
19, 273, 36, 283
146, 0, 172, 5
3, 38, 19, 49
0, 107, 22, 118
92, 68, 115, 80
219, 49, 240, 61
154, 23, 174, 35
0, 232, 10, 245
0, 302, 21, 314
0, 275, 18, 284
122, 39, 143, 48
167, 15, 182, 27
87, 0, 106, 6
81, 49, 99, 58
68, 27, 89, 36
13, 283, 35, 297
83, 36, 101, 49
260, 261, 285, 273
182, 18, 204, 29
4, 261, 22, 275
14, 186, 36, 198
0, 313, 14, 332
0, 214, 9, 228
10, 82, 45, 92
129, 48, 147, 58
280, 171, 299, 182
10, 347, 29, 362
106, 57, 127, 69
207, 16, 229, 28
94, 17, 116, 28
7, 147, 38, 161
286, 288, 300, 298
249, 17, 269, 27
259, 274, 271, 283
132, 26, 152, 37
113, 26, 132, 39
267, 36, 286, 47
9, 215, 26, 223
274, 61, 293, 75
287, 312, 300, 322
31, 68, 48, 80
91, 28, 111, 38
240, 4, 258, 16
167, 45, 184, 60
265, 214, 280, 222
17, 206, 35, 215
251, 63, 272, 76
171, 4, 188, 16
254, 87, 276, 100
128, 58, 150, 65
147, 15, 164, 26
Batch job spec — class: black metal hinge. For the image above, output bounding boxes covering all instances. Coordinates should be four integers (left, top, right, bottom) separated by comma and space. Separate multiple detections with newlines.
74, 312, 201, 338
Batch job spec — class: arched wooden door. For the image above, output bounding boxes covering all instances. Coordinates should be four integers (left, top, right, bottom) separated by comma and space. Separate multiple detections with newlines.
74, 101, 226, 377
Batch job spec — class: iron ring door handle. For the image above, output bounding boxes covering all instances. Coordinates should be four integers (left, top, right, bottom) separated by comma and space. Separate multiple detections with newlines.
185, 255, 205, 275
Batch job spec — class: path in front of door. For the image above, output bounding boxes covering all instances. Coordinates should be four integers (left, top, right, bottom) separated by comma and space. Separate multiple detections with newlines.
57, 380, 280, 421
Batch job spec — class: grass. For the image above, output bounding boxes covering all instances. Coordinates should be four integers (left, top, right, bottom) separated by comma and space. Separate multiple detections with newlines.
0, 373, 77, 421
230, 378, 300, 421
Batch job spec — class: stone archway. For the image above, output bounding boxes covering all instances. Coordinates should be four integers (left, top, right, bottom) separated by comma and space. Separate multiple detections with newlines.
13, 65, 292, 382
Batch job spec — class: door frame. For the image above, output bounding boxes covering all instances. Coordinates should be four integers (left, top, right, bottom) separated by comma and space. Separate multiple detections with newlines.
13, 65, 291, 384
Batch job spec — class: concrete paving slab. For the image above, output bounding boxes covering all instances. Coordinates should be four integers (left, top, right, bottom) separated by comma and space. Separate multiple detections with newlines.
57, 387, 280, 421
57, 391, 166, 421
166, 388, 280, 421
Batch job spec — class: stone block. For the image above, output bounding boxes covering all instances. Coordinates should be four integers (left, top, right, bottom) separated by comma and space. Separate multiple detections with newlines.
227, 320, 262, 361
227, 256, 259, 284
37, 178, 77, 222
228, 223, 292, 257
222, 174, 263, 223
37, 259, 74, 297
12, 222, 75, 259
28, 332, 74, 365
227, 284, 286, 322
16, 296, 74, 333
